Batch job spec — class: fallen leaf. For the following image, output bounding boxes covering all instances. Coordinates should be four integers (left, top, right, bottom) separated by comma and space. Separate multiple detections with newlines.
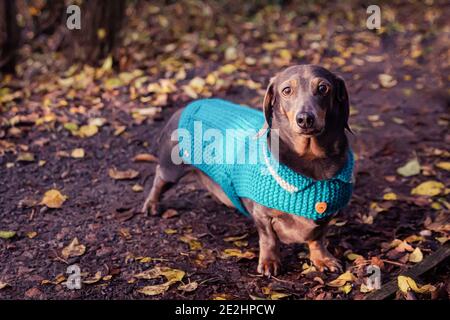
411, 181, 444, 197
346, 253, 363, 261
177, 281, 199, 292
134, 266, 185, 283
108, 167, 140, 180
26, 231, 37, 239
78, 124, 98, 138
221, 248, 256, 260
17, 152, 35, 162
378, 74, 397, 88
435, 162, 450, 171
383, 192, 398, 200
0, 282, 10, 290
133, 153, 158, 162
41, 189, 67, 208
71, 148, 85, 158
131, 184, 143, 192
137, 283, 170, 296
162, 209, 178, 219
408, 247, 423, 263
327, 271, 356, 287
339, 283, 353, 294
83, 271, 102, 284
224, 234, 248, 242
61, 238, 86, 259
397, 276, 436, 294
0, 231, 16, 239
179, 235, 202, 250
397, 158, 420, 177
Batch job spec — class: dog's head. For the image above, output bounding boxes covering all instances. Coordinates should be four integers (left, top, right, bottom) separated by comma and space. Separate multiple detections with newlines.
263, 65, 351, 137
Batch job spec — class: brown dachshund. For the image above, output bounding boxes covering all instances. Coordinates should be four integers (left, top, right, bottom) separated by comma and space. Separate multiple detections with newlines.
142, 65, 352, 276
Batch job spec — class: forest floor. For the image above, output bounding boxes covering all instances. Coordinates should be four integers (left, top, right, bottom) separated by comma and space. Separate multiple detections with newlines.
0, 1, 449, 299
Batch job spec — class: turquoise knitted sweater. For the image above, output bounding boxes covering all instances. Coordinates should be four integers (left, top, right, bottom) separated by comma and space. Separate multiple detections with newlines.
177, 99, 354, 220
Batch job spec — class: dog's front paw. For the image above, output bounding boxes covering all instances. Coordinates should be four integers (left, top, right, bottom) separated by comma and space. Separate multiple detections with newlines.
257, 257, 281, 277
141, 201, 159, 216
309, 250, 342, 273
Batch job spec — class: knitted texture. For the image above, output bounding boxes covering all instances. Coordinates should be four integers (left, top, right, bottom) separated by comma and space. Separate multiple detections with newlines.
177, 98, 354, 220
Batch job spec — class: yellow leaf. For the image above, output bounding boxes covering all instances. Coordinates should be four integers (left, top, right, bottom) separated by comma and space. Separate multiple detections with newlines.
108, 167, 140, 180
397, 276, 436, 294
78, 124, 98, 138
221, 248, 256, 260
101, 55, 113, 72
134, 266, 185, 284
71, 148, 85, 158
219, 64, 237, 74
41, 189, 67, 208
61, 238, 86, 259
97, 28, 107, 40
0, 230, 16, 239
17, 152, 35, 162
411, 181, 444, 197
397, 158, 420, 177
179, 235, 202, 250
436, 162, 450, 171
327, 271, 356, 287
339, 283, 353, 294
360, 283, 375, 293
408, 247, 423, 263
137, 283, 170, 296
270, 292, 290, 300
164, 228, 177, 235
383, 192, 397, 200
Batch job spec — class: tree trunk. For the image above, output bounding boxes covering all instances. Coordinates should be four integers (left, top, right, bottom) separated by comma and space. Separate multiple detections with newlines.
72, 0, 126, 65
0, 0, 20, 74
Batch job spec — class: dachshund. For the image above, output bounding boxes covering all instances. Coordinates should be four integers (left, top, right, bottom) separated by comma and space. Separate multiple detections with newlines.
141, 65, 352, 276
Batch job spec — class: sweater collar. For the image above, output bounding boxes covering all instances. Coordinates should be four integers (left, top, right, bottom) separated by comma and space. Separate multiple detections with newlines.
261, 134, 354, 193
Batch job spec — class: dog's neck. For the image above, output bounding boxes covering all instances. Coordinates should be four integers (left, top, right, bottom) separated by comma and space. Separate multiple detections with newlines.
267, 128, 348, 180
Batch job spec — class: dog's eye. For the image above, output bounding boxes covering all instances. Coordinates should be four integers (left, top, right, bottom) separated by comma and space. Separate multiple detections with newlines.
318, 84, 328, 95
282, 87, 292, 96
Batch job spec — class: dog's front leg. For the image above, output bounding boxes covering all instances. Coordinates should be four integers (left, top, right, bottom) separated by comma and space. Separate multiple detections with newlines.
307, 237, 342, 272
252, 206, 281, 277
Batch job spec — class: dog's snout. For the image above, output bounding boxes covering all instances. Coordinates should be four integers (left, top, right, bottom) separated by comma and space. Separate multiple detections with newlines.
296, 112, 315, 129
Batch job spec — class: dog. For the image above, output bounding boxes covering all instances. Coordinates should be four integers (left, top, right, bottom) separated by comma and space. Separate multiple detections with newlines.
142, 65, 353, 276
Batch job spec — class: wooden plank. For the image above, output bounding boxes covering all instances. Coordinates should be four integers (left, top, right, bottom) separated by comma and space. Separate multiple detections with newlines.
364, 242, 450, 300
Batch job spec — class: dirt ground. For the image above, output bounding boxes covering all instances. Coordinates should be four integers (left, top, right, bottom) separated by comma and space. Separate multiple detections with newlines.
0, 1, 449, 300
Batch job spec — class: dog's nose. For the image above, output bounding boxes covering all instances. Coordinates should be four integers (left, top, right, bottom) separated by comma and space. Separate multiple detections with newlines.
296, 112, 315, 129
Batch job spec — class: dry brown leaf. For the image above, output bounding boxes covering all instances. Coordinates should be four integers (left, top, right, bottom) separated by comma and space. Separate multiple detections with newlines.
41, 189, 67, 208
61, 238, 86, 259
137, 283, 171, 296
133, 153, 158, 162
177, 281, 199, 293
83, 271, 102, 284
108, 167, 140, 180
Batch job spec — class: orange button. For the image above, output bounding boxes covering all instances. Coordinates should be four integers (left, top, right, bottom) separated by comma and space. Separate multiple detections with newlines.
315, 202, 327, 214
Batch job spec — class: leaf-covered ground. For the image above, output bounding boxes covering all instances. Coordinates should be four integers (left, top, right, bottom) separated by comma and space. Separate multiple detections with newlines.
0, 1, 449, 300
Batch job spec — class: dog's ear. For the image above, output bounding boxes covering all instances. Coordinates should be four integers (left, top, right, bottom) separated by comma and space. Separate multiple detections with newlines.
258, 77, 276, 136
334, 76, 352, 133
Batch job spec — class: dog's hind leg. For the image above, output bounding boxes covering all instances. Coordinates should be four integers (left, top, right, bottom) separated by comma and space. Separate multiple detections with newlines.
141, 165, 169, 215
141, 108, 189, 215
